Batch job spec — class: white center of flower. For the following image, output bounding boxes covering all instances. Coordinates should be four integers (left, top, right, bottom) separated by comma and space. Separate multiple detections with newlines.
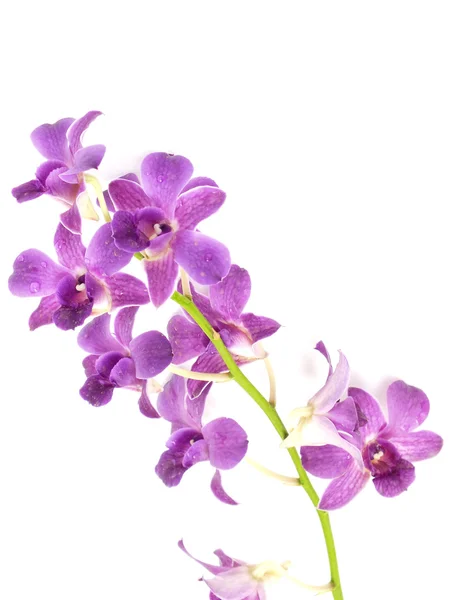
76, 283, 86, 292
373, 450, 384, 461
154, 223, 163, 235
251, 560, 289, 582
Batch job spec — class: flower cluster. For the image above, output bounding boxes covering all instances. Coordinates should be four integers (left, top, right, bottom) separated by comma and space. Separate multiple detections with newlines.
8, 112, 443, 600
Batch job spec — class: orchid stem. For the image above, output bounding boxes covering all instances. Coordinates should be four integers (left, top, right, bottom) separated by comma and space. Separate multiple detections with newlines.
168, 364, 233, 383
264, 355, 277, 407
171, 290, 344, 600
84, 174, 111, 223
245, 457, 300, 486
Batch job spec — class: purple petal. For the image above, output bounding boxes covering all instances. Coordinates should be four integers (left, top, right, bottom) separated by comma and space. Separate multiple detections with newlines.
103, 273, 150, 310
36, 160, 67, 184
141, 152, 193, 215
111, 210, 149, 253
108, 179, 150, 211
213, 550, 241, 569
319, 461, 370, 510
209, 265, 251, 322
114, 306, 139, 347
172, 230, 231, 285
240, 313, 281, 344
167, 314, 209, 364
95, 351, 124, 378
186, 383, 211, 429
110, 357, 137, 387
315, 341, 333, 380
30, 117, 73, 162
144, 252, 179, 307
45, 166, 80, 204
386, 380, 430, 434
157, 375, 190, 426
182, 439, 210, 468
60, 202, 82, 234
129, 331, 173, 378
301, 445, 353, 479
202, 418, 248, 470
71, 144, 106, 172
77, 313, 125, 354
29, 294, 60, 330
389, 431, 443, 462
205, 567, 258, 600
155, 449, 187, 487
55, 274, 86, 306
166, 426, 204, 451
178, 540, 230, 576
52, 300, 93, 330
85, 223, 133, 277
139, 384, 160, 418
210, 470, 238, 505
348, 387, 386, 439
181, 177, 218, 193
85, 273, 107, 304
80, 375, 115, 407
309, 351, 350, 413
53, 223, 86, 270
67, 110, 103, 154
327, 398, 359, 433
373, 460, 416, 497
12, 179, 45, 203
9, 249, 68, 297
175, 185, 226, 230
82, 355, 98, 377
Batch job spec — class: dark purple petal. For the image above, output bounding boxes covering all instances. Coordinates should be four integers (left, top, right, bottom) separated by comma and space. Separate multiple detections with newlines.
67, 110, 103, 154
12, 179, 45, 203
327, 398, 359, 433
210, 470, 238, 505
110, 357, 137, 387
175, 185, 226, 230
144, 252, 179, 307
318, 462, 370, 510
167, 314, 209, 364
108, 179, 151, 211
114, 306, 139, 347
157, 375, 190, 426
60, 202, 82, 234
9, 250, 68, 297
240, 313, 281, 344
389, 431, 443, 462
53, 223, 86, 270
129, 331, 173, 378
386, 380, 430, 434
111, 210, 150, 253
155, 449, 187, 487
182, 439, 210, 468
141, 153, 193, 215
85, 223, 133, 277
82, 355, 98, 377
36, 160, 67, 183
29, 294, 60, 330
373, 460, 416, 497
202, 418, 248, 469
181, 177, 218, 193
315, 341, 333, 380
30, 117, 74, 162
209, 265, 251, 322
55, 274, 85, 306
178, 539, 230, 576
166, 428, 203, 453
103, 273, 150, 310
80, 375, 115, 407
95, 351, 124, 378
52, 300, 93, 330
77, 313, 125, 354
301, 445, 353, 479
348, 387, 386, 439
139, 384, 160, 418
172, 230, 231, 285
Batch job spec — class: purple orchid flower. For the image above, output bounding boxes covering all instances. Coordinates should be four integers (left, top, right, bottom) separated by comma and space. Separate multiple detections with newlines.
78, 308, 172, 413
8, 224, 149, 331
168, 265, 281, 398
155, 375, 248, 504
85, 153, 231, 307
179, 540, 291, 600
11, 111, 106, 233
301, 380, 443, 510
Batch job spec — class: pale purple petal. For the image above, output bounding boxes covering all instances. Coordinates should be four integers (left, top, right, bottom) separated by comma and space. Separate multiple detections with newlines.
129, 331, 173, 378
327, 398, 359, 433
389, 431, 443, 462
373, 460, 416, 497
155, 449, 187, 487
52, 300, 93, 330
80, 375, 115, 407
178, 540, 230, 576
309, 351, 350, 413
210, 265, 251, 321
348, 387, 386, 439
12, 180, 45, 203
202, 418, 248, 470
29, 294, 60, 330
36, 160, 67, 183
46, 167, 80, 204
183, 439, 210, 468
315, 341, 333, 380
167, 314, 209, 364
71, 144, 106, 171
301, 445, 353, 479
108, 179, 151, 211
213, 550, 241, 569
114, 306, 139, 347
110, 357, 137, 387
139, 384, 160, 418
9, 250, 68, 297
144, 252, 179, 307
172, 230, 231, 285
386, 380, 430, 434
30, 117, 74, 162
205, 566, 257, 600
186, 383, 211, 429
141, 152, 193, 215
181, 177, 218, 193
67, 110, 103, 154
319, 461, 370, 510
157, 375, 190, 426
175, 185, 226, 230
211, 470, 238, 505
60, 202, 82, 234
85, 223, 133, 277
53, 223, 86, 270
77, 313, 125, 354
240, 313, 281, 343
103, 273, 150, 310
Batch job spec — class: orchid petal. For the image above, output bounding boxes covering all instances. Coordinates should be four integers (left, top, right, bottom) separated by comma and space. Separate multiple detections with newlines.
9, 250, 68, 297
45, 167, 80, 204
108, 179, 151, 211
155, 449, 187, 487
175, 185, 226, 230
114, 306, 139, 347
85, 223, 133, 277
52, 299, 93, 330
129, 331, 173, 378
172, 230, 231, 285
315, 341, 333, 380
301, 445, 353, 479
167, 314, 209, 364
181, 176, 218, 193
205, 566, 257, 600
30, 117, 74, 162
103, 273, 150, 310
209, 265, 251, 321
59, 201, 82, 234
53, 223, 86, 271
79, 375, 115, 407
178, 539, 230, 576
308, 351, 350, 413
327, 398, 359, 433
319, 461, 370, 510
386, 380, 430, 434
240, 313, 281, 344
389, 431, 443, 462
139, 384, 160, 418
77, 313, 125, 354
110, 357, 137, 387
373, 460, 416, 497
210, 470, 238, 505
348, 387, 386, 439
141, 152, 193, 215
144, 252, 179, 307
67, 110, 103, 154
12, 179, 45, 203
203, 418, 248, 470
182, 439, 210, 468
29, 294, 60, 330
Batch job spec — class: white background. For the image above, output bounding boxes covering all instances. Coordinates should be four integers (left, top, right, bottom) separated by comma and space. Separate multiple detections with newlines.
1, 2, 449, 599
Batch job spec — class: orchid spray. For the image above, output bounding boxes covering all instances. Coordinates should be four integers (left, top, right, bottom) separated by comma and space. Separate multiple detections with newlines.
8, 111, 443, 600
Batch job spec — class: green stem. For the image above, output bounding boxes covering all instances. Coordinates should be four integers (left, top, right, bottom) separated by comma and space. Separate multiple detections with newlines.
171, 291, 344, 600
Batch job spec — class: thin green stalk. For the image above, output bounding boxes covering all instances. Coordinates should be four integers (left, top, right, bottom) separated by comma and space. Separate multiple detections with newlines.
171, 291, 344, 599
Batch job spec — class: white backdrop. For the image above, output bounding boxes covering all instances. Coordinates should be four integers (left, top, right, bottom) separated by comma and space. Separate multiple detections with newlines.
1, 2, 449, 599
